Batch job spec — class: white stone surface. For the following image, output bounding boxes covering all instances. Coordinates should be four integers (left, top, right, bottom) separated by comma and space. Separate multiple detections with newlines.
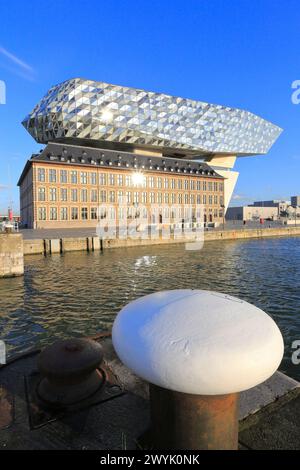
112, 290, 284, 395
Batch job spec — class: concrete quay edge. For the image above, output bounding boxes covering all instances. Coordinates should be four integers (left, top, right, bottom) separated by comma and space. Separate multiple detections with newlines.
22, 226, 300, 256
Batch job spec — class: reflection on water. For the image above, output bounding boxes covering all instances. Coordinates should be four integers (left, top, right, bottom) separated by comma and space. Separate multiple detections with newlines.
0, 237, 299, 380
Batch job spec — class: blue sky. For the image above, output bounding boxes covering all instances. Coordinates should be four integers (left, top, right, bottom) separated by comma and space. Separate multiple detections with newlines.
0, 0, 299, 213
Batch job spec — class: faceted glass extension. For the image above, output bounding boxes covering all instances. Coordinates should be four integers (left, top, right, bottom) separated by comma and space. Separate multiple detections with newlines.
22, 78, 282, 156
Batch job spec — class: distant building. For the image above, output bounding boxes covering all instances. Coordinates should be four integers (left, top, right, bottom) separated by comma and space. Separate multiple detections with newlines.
0, 214, 20, 223
250, 200, 289, 216
226, 206, 278, 221
18, 144, 224, 229
226, 197, 300, 221
291, 196, 300, 207
18, 78, 281, 229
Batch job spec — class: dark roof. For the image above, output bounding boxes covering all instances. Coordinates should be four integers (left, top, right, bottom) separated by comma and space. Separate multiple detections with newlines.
18, 142, 224, 186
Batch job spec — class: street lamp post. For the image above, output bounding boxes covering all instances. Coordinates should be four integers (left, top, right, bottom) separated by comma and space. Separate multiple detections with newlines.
293, 205, 297, 227
221, 204, 225, 230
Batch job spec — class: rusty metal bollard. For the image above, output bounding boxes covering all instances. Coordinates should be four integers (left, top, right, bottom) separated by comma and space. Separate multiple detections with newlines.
37, 338, 103, 407
112, 290, 284, 450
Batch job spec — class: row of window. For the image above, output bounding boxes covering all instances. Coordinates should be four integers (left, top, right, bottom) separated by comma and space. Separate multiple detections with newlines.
38, 206, 223, 221
38, 207, 96, 221
37, 168, 224, 192
38, 187, 224, 205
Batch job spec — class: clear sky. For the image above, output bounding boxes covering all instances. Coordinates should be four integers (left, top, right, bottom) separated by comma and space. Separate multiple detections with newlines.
0, 0, 299, 213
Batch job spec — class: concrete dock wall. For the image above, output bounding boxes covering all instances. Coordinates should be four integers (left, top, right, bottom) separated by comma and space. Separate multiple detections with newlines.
22, 226, 300, 257
0, 233, 24, 277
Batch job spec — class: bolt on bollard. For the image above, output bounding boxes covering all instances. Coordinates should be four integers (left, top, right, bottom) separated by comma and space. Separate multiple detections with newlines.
112, 289, 284, 450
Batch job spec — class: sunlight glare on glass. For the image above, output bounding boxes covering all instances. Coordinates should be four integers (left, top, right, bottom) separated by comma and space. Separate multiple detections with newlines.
101, 109, 114, 122
132, 172, 144, 186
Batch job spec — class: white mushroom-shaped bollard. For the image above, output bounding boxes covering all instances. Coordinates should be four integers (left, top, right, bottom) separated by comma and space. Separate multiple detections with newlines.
112, 290, 284, 450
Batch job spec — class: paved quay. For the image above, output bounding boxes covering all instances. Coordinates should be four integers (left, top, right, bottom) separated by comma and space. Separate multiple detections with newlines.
19, 220, 293, 240
0, 335, 299, 450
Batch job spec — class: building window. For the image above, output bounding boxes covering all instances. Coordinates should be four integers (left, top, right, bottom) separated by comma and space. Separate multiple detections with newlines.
171, 178, 176, 189
109, 207, 116, 220
178, 179, 182, 190
190, 194, 195, 204
208, 182, 213, 191
91, 207, 98, 220
197, 195, 201, 204
117, 174, 123, 186
38, 207, 46, 220
126, 191, 131, 204
219, 182, 224, 192
81, 189, 88, 202
99, 173, 106, 185
60, 169, 67, 183
71, 170, 77, 184
117, 191, 124, 203
178, 193, 183, 204
61, 188, 68, 202
209, 195, 213, 204
203, 181, 207, 191
157, 192, 162, 204
149, 192, 155, 204
91, 189, 97, 202
184, 194, 189, 204
203, 194, 207, 204
214, 182, 218, 192
49, 188, 57, 202
109, 174, 115, 186
157, 177, 162, 189
133, 192, 139, 203
90, 172, 97, 185
220, 196, 224, 206
214, 195, 218, 204
50, 207, 57, 220
184, 180, 189, 190
171, 193, 176, 204
61, 207, 68, 220
71, 189, 78, 202
142, 192, 147, 204
38, 187, 46, 201
164, 193, 169, 204
81, 207, 88, 220
149, 176, 155, 188
100, 190, 106, 203
71, 207, 78, 220
80, 171, 87, 184
196, 181, 201, 191
49, 169, 56, 183
190, 180, 195, 190
164, 178, 169, 189
109, 191, 115, 203
118, 207, 125, 220
125, 175, 131, 187
38, 168, 45, 182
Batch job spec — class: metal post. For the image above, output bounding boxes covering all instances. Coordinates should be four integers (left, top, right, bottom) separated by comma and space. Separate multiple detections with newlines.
221, 204, 225, 230
149, 384, 239, 450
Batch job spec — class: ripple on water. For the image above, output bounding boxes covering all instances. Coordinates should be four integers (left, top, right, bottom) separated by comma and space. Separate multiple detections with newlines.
0, 237, 299, 380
